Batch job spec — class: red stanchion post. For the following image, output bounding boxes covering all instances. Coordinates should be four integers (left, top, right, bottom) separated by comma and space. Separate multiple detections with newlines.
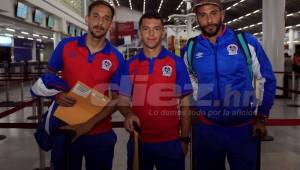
27, 99, 38, 120
36, 97, 48, 170
190, 127, 194, 170
27, 95, 38, 120
288, 71, 300, 107
256, 139, 261, 170
21, 80, 24, 102
132, 122, 142, 170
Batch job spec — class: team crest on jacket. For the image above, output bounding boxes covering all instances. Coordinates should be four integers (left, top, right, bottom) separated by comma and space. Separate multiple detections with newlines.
227, 44, 238, 55
162, 65, 172, 77
102, 59, 112, 71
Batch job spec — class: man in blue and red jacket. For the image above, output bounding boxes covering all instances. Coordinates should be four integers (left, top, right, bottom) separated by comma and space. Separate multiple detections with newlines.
31, 1, 124, 170
182, 0, 276, 170
118, 11, 193, 170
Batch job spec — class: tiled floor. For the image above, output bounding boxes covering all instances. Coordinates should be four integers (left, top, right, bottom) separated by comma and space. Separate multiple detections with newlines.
0, 83, 299, 170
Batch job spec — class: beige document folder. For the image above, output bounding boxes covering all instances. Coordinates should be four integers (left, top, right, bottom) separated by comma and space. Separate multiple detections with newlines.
54, 81, 111, 125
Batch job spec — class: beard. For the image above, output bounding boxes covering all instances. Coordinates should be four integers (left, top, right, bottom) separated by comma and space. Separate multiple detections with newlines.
200, 21, 222, 37
89, 25, 106, 39
143, 39, 161, 50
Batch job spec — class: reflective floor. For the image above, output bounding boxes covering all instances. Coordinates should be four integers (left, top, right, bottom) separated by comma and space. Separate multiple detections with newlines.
0, 83, 299, 170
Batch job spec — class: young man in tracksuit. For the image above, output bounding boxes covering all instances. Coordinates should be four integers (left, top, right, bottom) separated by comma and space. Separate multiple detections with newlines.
118, 11, 193, 170
31, 1, 124, 169
182, 0, 276, 169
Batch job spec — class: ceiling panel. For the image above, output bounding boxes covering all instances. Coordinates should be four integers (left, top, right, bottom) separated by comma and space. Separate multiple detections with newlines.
112, 0, 300, 35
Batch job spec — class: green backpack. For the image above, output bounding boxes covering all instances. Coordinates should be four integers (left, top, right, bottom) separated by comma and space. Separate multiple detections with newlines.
186, 31, 253, 80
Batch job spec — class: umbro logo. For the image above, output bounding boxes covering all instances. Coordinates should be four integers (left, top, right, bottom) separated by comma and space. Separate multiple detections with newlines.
195, 52, 203, 59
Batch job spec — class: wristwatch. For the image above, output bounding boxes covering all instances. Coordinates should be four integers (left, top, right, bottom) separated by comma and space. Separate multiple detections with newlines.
180, 137, 191, 145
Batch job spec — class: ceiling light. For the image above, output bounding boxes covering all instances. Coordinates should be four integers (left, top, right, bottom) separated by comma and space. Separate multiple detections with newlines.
17, 36, 24, 39
225, 0, 248, 11
4, 33, 13, 37
28, 37, 33, 40
37, 39, 42, 42
129, 0, 133, 10
226, 9, 261, 25
6, 28, 15, 32
176, 1, 184, 11
50, 37, 54, 40
33, 34, 39, 37
253, 10, 260, 14
143, 0, 146, 13
226, 7, 232, 10
236, 21, 262, 31
21, 31, 29, 35
114, 0, 120, 6
158, 0, 164, 13
42, 35, 48, 39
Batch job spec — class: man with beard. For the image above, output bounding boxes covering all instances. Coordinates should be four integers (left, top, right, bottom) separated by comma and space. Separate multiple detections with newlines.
182, 0, 276, 169
118, 11, 192, 170
31, 1, 124, 169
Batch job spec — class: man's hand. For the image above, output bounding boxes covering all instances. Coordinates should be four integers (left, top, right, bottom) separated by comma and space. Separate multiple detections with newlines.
180, 141, 189, 156
252, 121, 267, 137
124, 112, 140, 132
55, 93, 76, 107
60, 122, 94, 142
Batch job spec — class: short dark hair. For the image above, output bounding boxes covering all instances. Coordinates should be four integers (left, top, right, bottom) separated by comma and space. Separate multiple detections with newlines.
88, 0, 115, 18
139, 10, 164, 28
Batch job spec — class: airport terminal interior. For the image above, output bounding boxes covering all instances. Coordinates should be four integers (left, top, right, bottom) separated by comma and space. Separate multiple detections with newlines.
0, 0, 300, 169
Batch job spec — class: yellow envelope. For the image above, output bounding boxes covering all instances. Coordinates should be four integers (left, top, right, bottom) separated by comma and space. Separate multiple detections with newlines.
54, 81, 111, 125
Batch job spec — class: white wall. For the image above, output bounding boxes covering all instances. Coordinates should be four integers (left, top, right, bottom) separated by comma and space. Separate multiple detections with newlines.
0, 0, 18, 18
114, 6, 142, 22
167, 27, 200, 39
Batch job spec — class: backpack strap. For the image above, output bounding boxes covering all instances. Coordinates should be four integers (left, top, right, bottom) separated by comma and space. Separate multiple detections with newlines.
235, 31, 253, 80
186, 36, 197, 76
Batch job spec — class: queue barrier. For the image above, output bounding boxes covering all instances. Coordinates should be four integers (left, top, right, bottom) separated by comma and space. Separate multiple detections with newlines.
0, 70, 299, 169
1, 97, 300, 170
274, 71, 300, 107
0, 77, 39, 106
